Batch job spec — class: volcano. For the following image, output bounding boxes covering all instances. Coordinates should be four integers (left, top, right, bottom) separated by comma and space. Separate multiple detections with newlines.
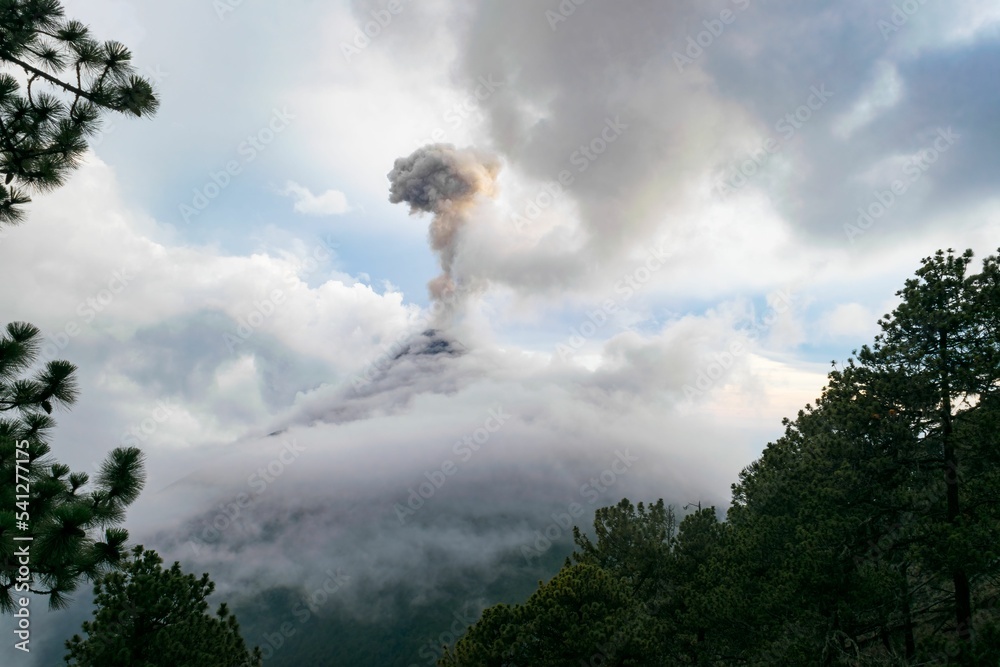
391, 329, 466, 361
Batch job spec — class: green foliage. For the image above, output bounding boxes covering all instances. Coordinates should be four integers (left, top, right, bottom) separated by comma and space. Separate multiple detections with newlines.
0, 0, 159, 225
441, 248, 1000, 666
63, 545, 263, 667
0, 321, 146, 611
439, 563, 645, 667
723, 248, 1000, 664
570, 498, 675, 597
440, 501, 696, 665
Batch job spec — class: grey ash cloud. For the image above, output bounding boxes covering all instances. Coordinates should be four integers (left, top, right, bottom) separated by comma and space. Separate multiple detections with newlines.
387, 144, 500, 308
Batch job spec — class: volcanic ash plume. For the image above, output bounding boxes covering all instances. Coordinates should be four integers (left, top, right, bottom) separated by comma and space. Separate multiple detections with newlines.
387, 144, 500, 305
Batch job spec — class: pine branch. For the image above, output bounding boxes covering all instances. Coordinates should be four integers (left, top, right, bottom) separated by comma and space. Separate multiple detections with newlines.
0, 48, 95, 105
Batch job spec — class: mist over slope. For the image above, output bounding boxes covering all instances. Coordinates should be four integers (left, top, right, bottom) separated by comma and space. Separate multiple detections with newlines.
119, 317, 761, 664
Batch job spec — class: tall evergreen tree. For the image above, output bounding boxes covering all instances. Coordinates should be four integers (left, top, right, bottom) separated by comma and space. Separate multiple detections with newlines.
671, 506, 726, 664
856, 248, 1000, 655
442, 248, 1000, 666
0, 0, 159, 226
723, 248, 1000, 663
726, 370, 929, 664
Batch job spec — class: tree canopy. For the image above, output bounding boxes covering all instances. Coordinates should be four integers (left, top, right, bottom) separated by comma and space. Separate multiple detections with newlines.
439, 248, 1000, 666
64, 545, 263, 667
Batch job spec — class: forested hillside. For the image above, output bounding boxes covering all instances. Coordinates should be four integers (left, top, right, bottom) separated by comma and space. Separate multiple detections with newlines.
441, 249, 1000, 665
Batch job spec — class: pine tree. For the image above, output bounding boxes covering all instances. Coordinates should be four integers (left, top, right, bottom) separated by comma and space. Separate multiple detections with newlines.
671, 506, 726, 664
440, 500, 679, 666
855, 248, 1000, 658
438, 249, 1000, 665
438, 562, 640, 667
726, 248, 1000, 663
64, 545, 263, 667
0, 0, 159, 226
0, 321, 145, 611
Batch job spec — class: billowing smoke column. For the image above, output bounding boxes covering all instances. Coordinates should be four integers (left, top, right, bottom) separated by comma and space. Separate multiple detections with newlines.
388, 144, 500, 308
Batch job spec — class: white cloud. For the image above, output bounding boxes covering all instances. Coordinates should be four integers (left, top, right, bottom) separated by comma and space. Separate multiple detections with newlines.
281, 180, 351, 216
818, 302, 878, 340
0, 157, 420, 458
5, 3, 1000, 662
833, 61, 904, 139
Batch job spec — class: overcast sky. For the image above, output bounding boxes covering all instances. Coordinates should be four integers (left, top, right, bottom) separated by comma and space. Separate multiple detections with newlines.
2, 0, 999, 661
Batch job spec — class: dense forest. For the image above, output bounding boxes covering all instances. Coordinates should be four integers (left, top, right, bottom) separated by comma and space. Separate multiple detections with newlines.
439, 249, 1000, 665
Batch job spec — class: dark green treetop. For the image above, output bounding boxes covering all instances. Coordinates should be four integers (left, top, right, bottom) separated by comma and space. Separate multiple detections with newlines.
0, 0, 159, 226
64, 545, 263, 667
